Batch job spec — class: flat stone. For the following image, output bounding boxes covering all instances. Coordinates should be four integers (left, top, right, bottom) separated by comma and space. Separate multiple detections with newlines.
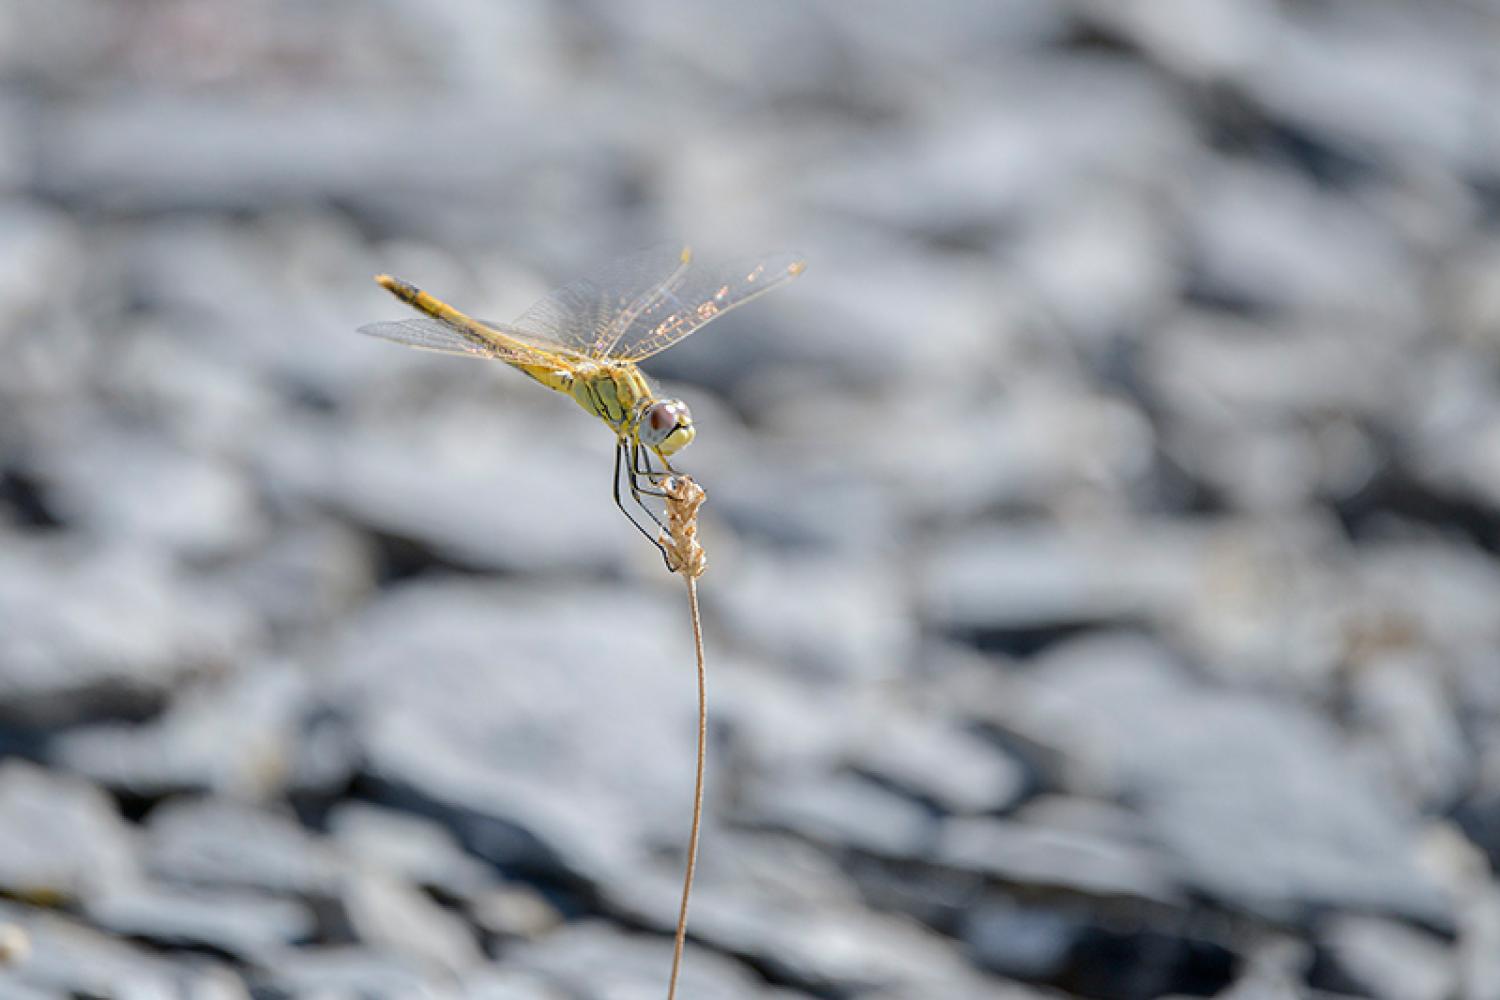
143, 798, 346, 900
37, 96, 545, 228
849, 711, 1027, 815
249, 946, 448, 999
469, 883, 564, 942
514, 919, 785, 1000
1243, 2, 1498, 175
1006, 190, 1178, 345
709, 554, 914, 682
220, 518, 376, 637
85, 884, 313, 962
0, 204, 75, 329
0, 902, 244, 999
936, 816, 1183, 907
269, 392, 636, 574
1456, 886, 1500, 1000
1006, 634, 1452, 928
328, 802, 497, 899
1354, 539, 1500, 664
919, 522, 1200, 646
600, 832, 976, 996
958, 895, 1086, 981
1077, 0, 1279, 80
0, 540, 259, 726
34, 428, 266, 560
1199, 935, 1315, 1000
1317, 916, 1455, 1000
797, 59, 1189, 238
0, 762, 136, 904
339, 869, 483, 977
54, 662, 313, 801
1184, 159, 1419, 326
335, 577, 702, 882
1343, 651, 1469, 811
460, 967, 567, 1000
738, 770, 937, 858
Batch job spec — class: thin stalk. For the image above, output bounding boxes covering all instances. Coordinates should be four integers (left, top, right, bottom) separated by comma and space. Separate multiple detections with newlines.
667, 576, 707, 1000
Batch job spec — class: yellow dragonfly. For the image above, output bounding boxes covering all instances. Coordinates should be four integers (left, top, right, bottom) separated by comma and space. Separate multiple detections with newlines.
359, 244, 805, 555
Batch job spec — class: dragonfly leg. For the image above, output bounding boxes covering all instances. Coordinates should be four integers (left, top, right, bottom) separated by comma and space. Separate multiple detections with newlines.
624, 447, 672, 532
613, 439, 671, 557
628, 441, 673, 496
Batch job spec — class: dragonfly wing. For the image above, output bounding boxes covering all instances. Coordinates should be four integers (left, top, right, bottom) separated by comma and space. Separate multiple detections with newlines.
358, 319, 503, 359
607, 252, 806, 362
508, 243, 693, 358
358, 317, 570, 370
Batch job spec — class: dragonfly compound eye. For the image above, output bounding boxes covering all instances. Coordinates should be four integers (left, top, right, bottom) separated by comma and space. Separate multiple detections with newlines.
642, 400, 695, 454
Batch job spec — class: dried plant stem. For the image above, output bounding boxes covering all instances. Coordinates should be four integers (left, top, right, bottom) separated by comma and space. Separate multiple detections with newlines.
667, 576, 707, 1000
660, 474, 708, 1000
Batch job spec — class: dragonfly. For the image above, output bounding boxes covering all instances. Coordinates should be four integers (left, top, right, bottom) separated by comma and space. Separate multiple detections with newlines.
359, 244, 806, 558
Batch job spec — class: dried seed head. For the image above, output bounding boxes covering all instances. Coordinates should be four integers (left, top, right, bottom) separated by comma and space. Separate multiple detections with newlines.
660, 475, 707, 578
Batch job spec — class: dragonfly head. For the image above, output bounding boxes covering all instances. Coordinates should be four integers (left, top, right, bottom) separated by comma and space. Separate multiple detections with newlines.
638, 398, 695, 457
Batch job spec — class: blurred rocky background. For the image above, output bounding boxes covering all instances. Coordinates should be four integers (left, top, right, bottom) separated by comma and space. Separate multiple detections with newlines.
3, 1, 1500, 998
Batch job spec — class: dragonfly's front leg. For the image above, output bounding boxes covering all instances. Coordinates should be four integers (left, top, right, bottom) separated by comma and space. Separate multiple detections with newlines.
613, 439, 671, 559
629, 441, 675, 497
624, 442, 674, 530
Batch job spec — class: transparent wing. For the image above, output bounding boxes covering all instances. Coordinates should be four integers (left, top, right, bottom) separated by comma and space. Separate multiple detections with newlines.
508, 243, 694, 358
604, 252, 806, 362
358, 318, 569, 370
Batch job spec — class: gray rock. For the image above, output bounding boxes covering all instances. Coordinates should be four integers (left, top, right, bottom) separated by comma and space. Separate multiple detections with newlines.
958, 896, 1083, 981
85, 883, 313, 961
849, 711, 1027, 815
221, 518, 376, 637
0, 204, 76, 332
919, 523, 1200, 645
1077, 0, 1281, 81
1354, 540, 1500, 664
468, 882, 564, 943
1006, 190, 1179, 345
797, 58, 1189, 237
1184, 159, 1419, 326
338, 869, 483, 977
1241, 2, 1499, 175
738, 770, 937, 858
0, 901, 244, 999
0, 539, 260, 725
328, 802, 497, 900
33, 427, 266, 560
1145, 310, 1403, 428
1194, 934, 1312, 1000
37, 96, 546, 228
461, 967, 567, 1000
335, 577, 704, 883
514, 919, 784, 1000
0, 762, 136, 904
1006, 634, 1452, 928
1343, 651, 1469, 811
1318, 916, 1455, 1000
709, 554, 915, 682
251, 945, 454, 1000
936, 816, 1183, 907
1457, 886, 1500, 1000
271, 397, 638, 574
600, 832, 976, 996
54, 662, 313, 801
144, 798, 346, 899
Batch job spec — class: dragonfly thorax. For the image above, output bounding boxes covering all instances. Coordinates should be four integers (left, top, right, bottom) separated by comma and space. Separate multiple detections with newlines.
570, 361, 655, 431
